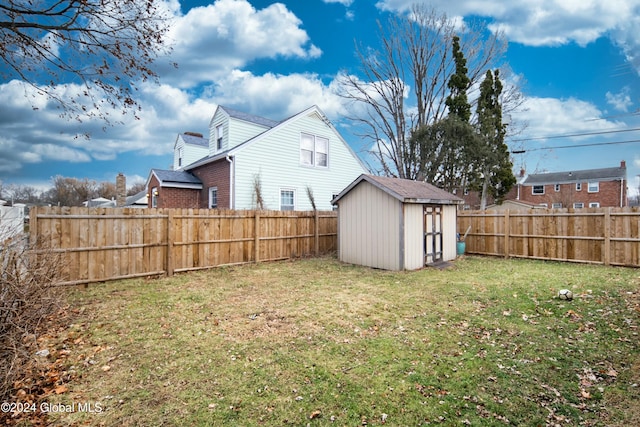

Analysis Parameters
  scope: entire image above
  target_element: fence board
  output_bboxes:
[458,207,640,267]
[30,207,337,286]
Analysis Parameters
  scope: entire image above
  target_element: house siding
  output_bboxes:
[209,110,271,156]
[338,181,401,270]
[519,180,626,208]
[233,111,367,210]
[173,136,208,171]
[190,158,231,209]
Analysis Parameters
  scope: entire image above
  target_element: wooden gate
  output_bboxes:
[424,205,443,264]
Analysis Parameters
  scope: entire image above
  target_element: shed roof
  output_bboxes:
[333,174,463,205]
[523,165,626,185]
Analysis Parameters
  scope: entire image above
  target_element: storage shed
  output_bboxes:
[332,174,463,270]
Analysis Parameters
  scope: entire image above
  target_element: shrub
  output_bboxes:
[0,231,64,401]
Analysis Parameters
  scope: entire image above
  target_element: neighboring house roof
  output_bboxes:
[125,190,148,207]
[333,174,463,205]
[85,197,113,207]
[486,199,545,210]
[148,169,203,189]
[523,165,626,186]
[219,105,281,128]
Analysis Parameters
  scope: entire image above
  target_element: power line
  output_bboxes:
[510,127,640,142]
[511,138,640,154]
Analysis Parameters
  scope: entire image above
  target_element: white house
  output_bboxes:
[147,105,369,211]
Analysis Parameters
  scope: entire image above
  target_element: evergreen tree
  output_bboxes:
[445,36,471,123]
[474,70,516,209]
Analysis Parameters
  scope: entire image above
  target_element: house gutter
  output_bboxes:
[226,155,234,209]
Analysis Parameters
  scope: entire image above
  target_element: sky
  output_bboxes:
[1,0,640,198]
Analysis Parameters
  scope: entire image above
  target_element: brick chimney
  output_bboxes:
[116,173,126,207]
[621,160,626,169]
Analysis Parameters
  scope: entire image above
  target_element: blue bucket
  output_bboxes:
[456,241,466,256]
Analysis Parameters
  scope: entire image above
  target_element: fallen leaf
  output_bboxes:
[101,365,111,372]
[581,390,591,399]
[310,410,321,419]
[54,385,68,394]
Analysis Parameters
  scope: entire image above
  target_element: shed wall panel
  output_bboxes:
[338,181,400,270]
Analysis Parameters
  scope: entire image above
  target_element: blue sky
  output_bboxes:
[1,0,639,197]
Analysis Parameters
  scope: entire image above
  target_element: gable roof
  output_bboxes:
[186,105,368,173]
[523,165,626,185]
[332,174,463,205]
[148,169,203,189]
[218,105,280,128]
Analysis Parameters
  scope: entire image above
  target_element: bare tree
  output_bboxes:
[338,4,508,179]
[44,176,97,206]
[0,0,173,124]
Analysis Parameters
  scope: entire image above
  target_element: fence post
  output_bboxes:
[166,209,174,276]
[603,208,611,266]
[314,210,319,256]
[504,210,510,259]
[254,211,260,263]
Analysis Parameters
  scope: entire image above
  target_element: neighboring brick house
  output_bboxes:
[516,161,628,208]
[146,105,368,210]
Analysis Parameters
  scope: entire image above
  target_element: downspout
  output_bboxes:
[620,178,624,207]
[226,155,234,209]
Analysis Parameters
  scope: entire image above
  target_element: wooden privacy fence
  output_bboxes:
[30,207,338,286]
[457,207,640,267]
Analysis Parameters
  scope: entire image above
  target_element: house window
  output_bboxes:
[552,202,562,209]
[589,202,600,208]
[532,185,544,195]
[588,182,599,193]
[573,202,584,209]
[216,125,224,150]
[554,184,560,192]
[209,187,218,208]
[178,147,184,167]
[280,189,295,211]
[576,182,582,191]
[300,133,328,168]
[151,187,158,208]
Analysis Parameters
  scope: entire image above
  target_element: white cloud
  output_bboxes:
[161,0,321,87]
[606,88,633,112]
[323,0,354,5]
[376,0,639,48]
[512,96,624,140]
[207,70,346,120]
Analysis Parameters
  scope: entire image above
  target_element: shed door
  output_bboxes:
[424,205,443,264]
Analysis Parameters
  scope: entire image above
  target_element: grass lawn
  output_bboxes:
[41,256,639,426]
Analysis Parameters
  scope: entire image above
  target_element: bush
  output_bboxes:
[0,232,64,401]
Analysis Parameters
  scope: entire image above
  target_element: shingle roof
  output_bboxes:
[333,174,463,205]
[220,105,280,128]
[523,165,626,185]
[180,133,208,147]
[152,169,202,186]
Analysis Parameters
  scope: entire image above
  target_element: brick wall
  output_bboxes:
[519,179,626,208]
[191,159,231,209]
[147,175,200,209]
